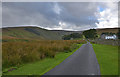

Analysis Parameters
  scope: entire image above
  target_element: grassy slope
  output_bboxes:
[2,27,62,40]
[4,44,82,75]
[92,44,118,75]
[2,26,82,40]
[2,27,119,40]
[96,28,119,35]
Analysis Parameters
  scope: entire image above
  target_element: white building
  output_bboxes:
[105,35,117,40]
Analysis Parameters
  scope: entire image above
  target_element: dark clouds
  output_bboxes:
[59,2,98,24]
[2,2,116,30]
[3,2,59,27]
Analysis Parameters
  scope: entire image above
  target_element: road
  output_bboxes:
[44,42,100,75]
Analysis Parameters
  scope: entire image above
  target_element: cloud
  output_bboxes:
[58,2,99,26]
[2,2,118,31]
[118,2,120,27]
[96,2,118,28]
[53,3,61,15]
[2,2,60,27]
[0,2,1,28]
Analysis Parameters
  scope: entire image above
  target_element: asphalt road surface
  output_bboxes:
[44,42,100,75]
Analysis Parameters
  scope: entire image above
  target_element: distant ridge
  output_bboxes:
[2,26,82,40]
[96,27,119,35]
[2,26,119,40]
[2,26,81,32]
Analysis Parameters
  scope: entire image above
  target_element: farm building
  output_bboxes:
[101,34,117,40]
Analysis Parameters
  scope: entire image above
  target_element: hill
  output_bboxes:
[2,26,119,40]
[96,28,119,35]
[2,26,82,40]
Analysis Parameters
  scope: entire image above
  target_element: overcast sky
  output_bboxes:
[2,2,118,31]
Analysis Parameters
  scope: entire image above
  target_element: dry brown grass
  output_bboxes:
[2,40,86,69]
[96,28,119,35]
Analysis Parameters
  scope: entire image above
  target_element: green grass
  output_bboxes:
[4,44,82,75]
[92,44,118,75]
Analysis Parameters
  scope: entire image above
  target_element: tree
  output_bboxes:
[62,33,83,40]
[117,30,120,39]
[62,35,71,40]
[70,33,82,39]
[83,29,97,39]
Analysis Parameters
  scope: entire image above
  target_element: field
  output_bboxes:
[4,44,82,75]
[92,44,118,75]
[2,39,86,74]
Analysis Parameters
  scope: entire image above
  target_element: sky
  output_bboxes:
[2,2,118,31]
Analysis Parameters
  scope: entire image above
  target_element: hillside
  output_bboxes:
[96,28,119,35]
[2,26,119,40]
[2,26,82,40]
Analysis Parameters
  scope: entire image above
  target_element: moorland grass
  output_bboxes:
[2,40,86,74]
[92,44,118,75]
[3,44,82,75]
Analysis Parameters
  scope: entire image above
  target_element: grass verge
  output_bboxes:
[92,44,118,75]
[4,44,82,75]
